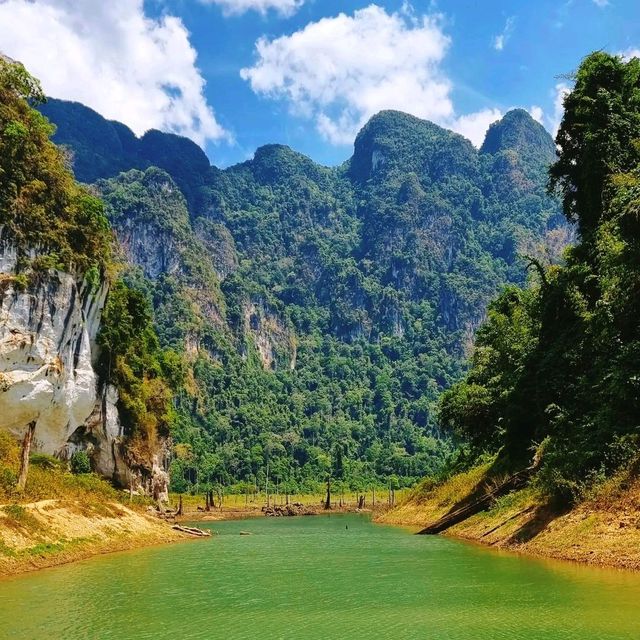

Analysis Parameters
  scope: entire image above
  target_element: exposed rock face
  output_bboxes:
[243,297,296,371]
[0,241,106,455]
[79,385,170,501]
[117,216,181,280]
[0,240,169,501]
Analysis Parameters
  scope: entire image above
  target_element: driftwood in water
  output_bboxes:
[263,502,317,517]
[419,468,533,535]
[172,524,211,537]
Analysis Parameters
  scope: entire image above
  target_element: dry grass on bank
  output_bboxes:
[378,461,640,570]
[378,462,495,527]
[0,498,183,576]
[0,433,183,576]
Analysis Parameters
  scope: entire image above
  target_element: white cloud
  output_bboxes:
[0,0,230,147]
[451,109,502,148]
[592,0,609,7]
[241,5,502,147]
[201,0,304,16]
[548,83,570,136]
[493,16,515,52]
[619,47,640,61]
[529,105,544,124]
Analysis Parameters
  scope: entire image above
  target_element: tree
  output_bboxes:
[550,52,640,235]
[0,58,112,273]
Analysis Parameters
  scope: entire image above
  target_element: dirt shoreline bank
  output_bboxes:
[6,486,634,578]
[376,467,640,571]
[0,499,188,578]
[0,498,384,577]
[177,503,377,523]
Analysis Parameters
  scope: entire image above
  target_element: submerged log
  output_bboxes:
[172,524,211,537]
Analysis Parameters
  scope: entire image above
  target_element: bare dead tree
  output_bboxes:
[16,421,36,492]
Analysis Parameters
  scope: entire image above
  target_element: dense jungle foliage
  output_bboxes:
[0,58,111,276]
[440,52,640,503]
[42,86,567,495]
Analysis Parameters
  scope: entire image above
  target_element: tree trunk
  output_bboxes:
[265,460,270,508]
[205,491,211,512]
[324,476,331,510]
[16,421,36,492]
[176,494,184,516]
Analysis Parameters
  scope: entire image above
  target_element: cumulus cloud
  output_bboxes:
[529,105,544,124]
[547,83,570,136]
[619,47,640,61]
[201,0,304,16]
[493,16,515,52]
[0,0,229,147]
[241,5,501,147]
[451,109,502,148]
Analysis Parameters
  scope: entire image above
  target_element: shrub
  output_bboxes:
[70,451,91,475]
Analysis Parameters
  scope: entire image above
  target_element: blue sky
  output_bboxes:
[1,0,639,167]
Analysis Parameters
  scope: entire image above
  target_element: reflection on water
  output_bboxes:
[1,514,639,640]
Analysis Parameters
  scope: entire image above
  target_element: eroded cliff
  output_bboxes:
[0,239,168,500]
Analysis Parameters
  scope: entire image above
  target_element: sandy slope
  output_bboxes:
[0,499,185,576]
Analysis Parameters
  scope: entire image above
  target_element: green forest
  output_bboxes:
[34,76,571,496]
[15,51,637,504]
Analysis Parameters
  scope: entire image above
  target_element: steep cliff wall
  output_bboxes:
[0,240,105,453]
[0,240,169,500]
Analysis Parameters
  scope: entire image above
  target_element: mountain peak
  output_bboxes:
[253,143,296,161]
[244,143,329,184]
[480,109,555,159]
[349,110,477,183]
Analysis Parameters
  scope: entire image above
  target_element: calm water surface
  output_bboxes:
[1,514,640,639]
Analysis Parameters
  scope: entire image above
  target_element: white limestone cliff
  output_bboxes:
[0,241,105,454]
[0,239,169,501]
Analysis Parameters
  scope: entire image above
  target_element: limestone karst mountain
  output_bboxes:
[16,95,567,491]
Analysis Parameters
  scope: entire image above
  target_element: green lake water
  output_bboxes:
[1,514,640,639]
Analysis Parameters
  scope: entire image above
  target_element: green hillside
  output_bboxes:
[41,98,566,494]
